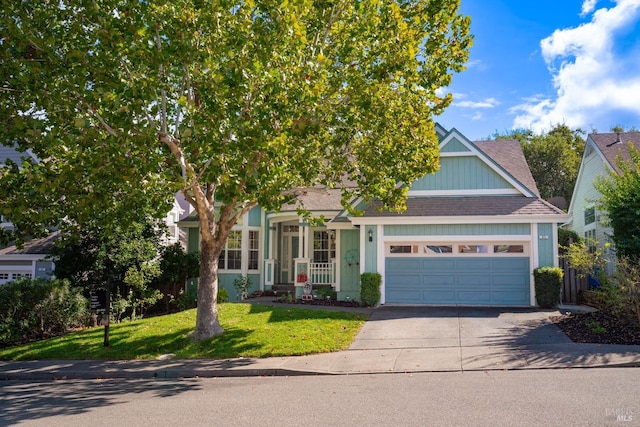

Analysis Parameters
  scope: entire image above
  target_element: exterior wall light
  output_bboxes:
[368,229,373,242]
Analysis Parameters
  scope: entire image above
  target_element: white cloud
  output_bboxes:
[456,97,499,109]
[581,0,599,16]
[513,0,640,133]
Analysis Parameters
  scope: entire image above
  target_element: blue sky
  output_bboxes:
[436,0,640,140]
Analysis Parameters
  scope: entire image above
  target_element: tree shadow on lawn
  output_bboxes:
[0,378,201,425]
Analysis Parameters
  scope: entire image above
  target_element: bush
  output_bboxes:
[175,284,198,311]
[360,272,382,307]
[315,286,337,300]
[233,275,252,300]
[217,287,229,303]
[533,267,563,308]
[0,278,88,346]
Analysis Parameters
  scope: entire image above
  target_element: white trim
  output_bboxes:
[407,189,521,196]
[350,214,569,226]
[382,234,531,242]
[530,223,539,306]
[377,225,385,305]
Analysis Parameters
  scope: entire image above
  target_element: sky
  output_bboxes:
[436,0,640,140]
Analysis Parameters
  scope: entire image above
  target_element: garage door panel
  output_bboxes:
[387,259,422,273]
[386,257,530,306]
[421,259,456,272]
[457,290,492,304]
[455,259,491,271]
[423,275,455,286]
[422,290,457,303]
[457,274,491,286]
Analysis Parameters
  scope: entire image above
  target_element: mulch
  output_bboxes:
[551,310,640,345]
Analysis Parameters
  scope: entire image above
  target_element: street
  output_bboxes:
[1,368,638,427]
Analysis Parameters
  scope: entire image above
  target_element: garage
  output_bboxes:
[385,242,531,306]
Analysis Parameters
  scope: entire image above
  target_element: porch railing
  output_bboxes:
[310,262,336,286]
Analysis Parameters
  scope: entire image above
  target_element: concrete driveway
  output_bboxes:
[346,305,581,371]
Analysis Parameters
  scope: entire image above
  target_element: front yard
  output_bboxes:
[0,303,368,360]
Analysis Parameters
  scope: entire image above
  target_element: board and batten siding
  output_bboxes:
[536,223,555,267]
[409,156,512,191]
[385,223,531,237]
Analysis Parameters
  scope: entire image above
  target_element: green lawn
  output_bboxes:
[0,303,368,360]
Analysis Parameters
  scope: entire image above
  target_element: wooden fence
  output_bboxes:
[559,257,589,304]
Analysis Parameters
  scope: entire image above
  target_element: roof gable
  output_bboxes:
[407,127,537,197]
[588,132,640,175]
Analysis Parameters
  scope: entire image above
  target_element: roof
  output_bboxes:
[0,231,60,255]
[362,196,565,218]
[473,139,540,197]
[0,143,36,166]
[280,188,344,212]
[588,132,640,175]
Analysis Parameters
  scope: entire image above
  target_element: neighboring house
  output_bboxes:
[0,143,188,283]
[180,124,568,306]
[565,131,640,272]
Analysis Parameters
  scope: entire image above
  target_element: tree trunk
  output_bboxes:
[192,225,225,340]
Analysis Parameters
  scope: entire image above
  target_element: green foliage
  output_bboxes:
[233,275,252,300]
[51,221,165,320]
[558,228,581,251]
[0,278,88,346]
[533,267,563,309]
[360,273,382,307]
[0,1,471,339]
[595,144,640,258]
[315,286,337,300]
[494,124,584,202]
[585,320,606,335]
[278,293,296,304]
[612,256,640,326]
[563,239,608,280]
[217,287,229,304]
[175,285,198,311]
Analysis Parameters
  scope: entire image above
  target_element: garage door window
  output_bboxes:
[387,242,528,257]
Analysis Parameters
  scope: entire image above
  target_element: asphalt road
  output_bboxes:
[1,368,638,427]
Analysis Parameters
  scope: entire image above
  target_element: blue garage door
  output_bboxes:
[385,257,530,305]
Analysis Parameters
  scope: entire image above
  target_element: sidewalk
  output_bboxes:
[1,304,640,380]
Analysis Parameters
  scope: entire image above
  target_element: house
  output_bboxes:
[565,131,640,272]
[0,143,189,284]
[180,124,568,306]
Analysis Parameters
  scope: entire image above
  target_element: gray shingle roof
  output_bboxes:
[588,132,640,175]
[0,231,59,255]
[363,196,564,217]
[473,139,540,197]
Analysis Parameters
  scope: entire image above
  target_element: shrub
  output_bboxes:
[0,278,88,346]
[612,256,640,326]
[533,267,563,308]
[175,284,198,311]
[315,286,337,300]
[360,272,382,307]
[233,275,252,300]
[217,287,229,303]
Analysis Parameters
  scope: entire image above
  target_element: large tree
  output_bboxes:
[494,124,584,203]
[0,0,471,339]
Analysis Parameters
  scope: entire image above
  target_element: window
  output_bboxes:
[248,230,259,270]
[424,245,453,254]
[494,244,524,253]
[389,245,412,254]
[459,244,489,254]
[219,230,242,270]
[585,229,597,253]
[0,273,9,281]
[584,208,596,225]
[11,273,32,280]
[313,231,335,263]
